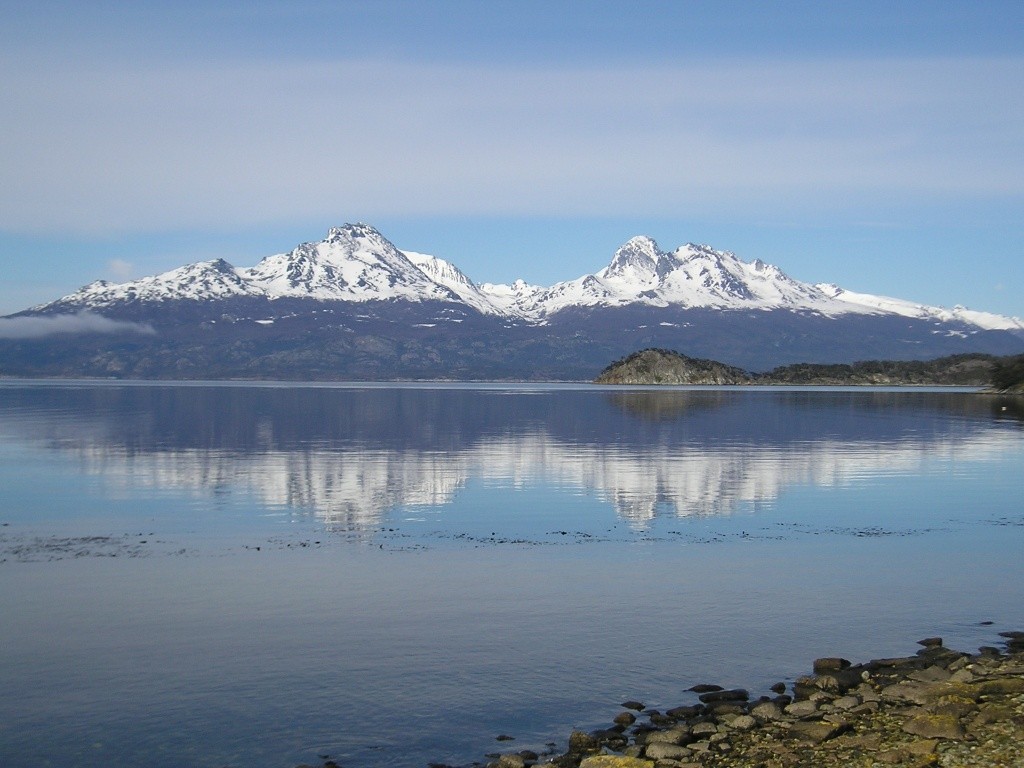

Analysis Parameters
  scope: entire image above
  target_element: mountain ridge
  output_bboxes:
[4,222,1024,380]
[25,222,1024,332]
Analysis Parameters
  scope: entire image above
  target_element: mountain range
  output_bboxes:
[3,222,1023,379]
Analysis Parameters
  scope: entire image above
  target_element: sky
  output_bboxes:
[1,0,1022,319]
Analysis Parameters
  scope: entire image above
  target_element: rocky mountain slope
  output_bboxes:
[594,349,751,385]
[3,223,1023,380]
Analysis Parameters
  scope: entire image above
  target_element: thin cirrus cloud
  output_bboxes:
[1,54,1022,235]
[0,312,156,339]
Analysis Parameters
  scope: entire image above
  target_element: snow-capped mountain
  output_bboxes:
[511,236,845,319]
[65,258,254,309]
[38,224,460,310]
[8,222,1024,380]
[242,223,460,303]
[35,223,1024,333]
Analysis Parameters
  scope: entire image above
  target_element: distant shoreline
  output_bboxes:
[594,348,1024,392]
[0,374,999,390]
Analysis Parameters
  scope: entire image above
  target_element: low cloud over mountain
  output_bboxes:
[0,312,155,339]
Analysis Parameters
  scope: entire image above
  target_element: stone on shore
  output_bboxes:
[788,720,850,743]
[813,657,851,673]
[579,757,652,768]
[901,711,966,740]
[697,688,748,703]
[643,742,694,761]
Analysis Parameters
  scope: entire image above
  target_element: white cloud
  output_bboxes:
[0,55,1022,234]
[0,312,156,339]
[108,259,134,279]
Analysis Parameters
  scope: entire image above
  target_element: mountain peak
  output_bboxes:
[242,223,456,302]
[326,222,381,241]
[601,236,663,281]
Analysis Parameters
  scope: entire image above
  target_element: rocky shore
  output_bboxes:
[479,632,1024,768]
[292,633,1024,768]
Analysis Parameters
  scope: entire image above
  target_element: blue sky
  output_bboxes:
[1,0,1022,318]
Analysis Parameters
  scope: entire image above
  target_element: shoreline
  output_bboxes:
[426,632,1024,768]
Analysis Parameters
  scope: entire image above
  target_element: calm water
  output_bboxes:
[1,382,1023,768]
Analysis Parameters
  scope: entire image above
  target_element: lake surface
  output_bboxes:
[1,382,1023,768]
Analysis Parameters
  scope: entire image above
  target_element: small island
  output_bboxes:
[594,349,1024,391]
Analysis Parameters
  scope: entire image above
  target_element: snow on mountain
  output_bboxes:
[817,284,1024,332]
[51,258,256,309]
[476,279,546,319]
[35,224,463,313]
[242,224,456,303]
[30,223,1024,336]
[401,250,509,316]
[508,236,844,318]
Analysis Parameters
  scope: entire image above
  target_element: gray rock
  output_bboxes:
[750,701,786,721]
[902,712,966,740]
[784,700,819,718]
[813,657,851,673]
[879,681,932,705]
[568,730,599,754]
[688,683,723,693]
[977,677,1024,695]
[689,722,719,737]
[579,757,654,768]
[727,715,757,731]
[707,702,746,716]
[495,755,526,768]
[916,646,968,667]
[813,669,864,694]
[665,705,702,720]
[930,698,978,719]
[592,729,628,748]
[697,688,748,704]
[642,728,690,745]
[647,712,675,726]
[854,684,881,703]
[789,720,849,743]
[832,695,862,710]
[643,742,693,761]
[908,665,952,683]
[850,701,880,715]
[949,668,977,683]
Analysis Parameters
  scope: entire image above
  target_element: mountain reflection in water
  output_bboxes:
[1,383,1018,534]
